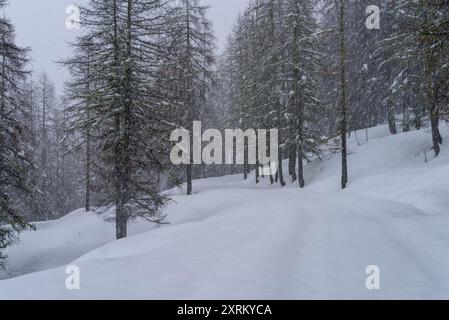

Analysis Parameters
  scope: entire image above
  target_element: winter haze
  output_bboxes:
[3,0,249,93]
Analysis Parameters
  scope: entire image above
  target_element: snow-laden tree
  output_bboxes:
[282,0,322,187]
[163,0,215,195]
[32,72,58,220]
[64,0,172,239]
[0,0,34,266]
[389,0,449,156]
[216,0,323,187]
[64,36,96,213]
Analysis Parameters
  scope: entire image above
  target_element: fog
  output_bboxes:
[3,0,248,93]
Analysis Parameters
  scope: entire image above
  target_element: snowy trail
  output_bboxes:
[0,186,448,299]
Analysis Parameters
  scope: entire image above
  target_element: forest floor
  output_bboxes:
[1,123,449,299]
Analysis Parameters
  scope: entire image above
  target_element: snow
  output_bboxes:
[1,123,449,299]
[0,208,157,280]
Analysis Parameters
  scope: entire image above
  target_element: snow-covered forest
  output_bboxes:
[1,0,449,299]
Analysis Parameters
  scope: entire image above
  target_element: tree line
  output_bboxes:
[211,0,448,188]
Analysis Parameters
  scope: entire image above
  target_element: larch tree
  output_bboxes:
[64,0,172,239]
[0,0,34,266]
[167,0,215,195]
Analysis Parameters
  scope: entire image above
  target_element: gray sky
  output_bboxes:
[3,0,248,93]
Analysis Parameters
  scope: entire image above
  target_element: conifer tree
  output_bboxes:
[0,0,33,266]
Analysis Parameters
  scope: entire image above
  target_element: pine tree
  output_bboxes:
[217,0,323,187]
[166,0,215,195]
[64,34,100,214]
[34,72,57,220]
[284,0,321,187]
[0,1,33,266]
[64,0,172,239]
[388,0,449,156]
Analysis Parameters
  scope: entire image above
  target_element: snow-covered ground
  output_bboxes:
[1,123,449,299]
[0,208,157,281]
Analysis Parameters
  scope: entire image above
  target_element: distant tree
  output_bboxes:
[389,0,449,156]
[34,72,57,220]
[166,0,215,195]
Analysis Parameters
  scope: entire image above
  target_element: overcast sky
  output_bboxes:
[3,0,248,93]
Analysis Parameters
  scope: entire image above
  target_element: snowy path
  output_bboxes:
[0,186,448,299]
[0,124,448,299]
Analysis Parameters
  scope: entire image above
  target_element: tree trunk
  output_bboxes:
[403,96,410,132]
[85,53,91,212]
[85,123,91,212]
[289,143,297,182]
[255,135,260,184]
[414,113,422,130]
[185,0,194,195]
[430,102,442,157]
[243,142,248,181]
[338,0,348,190]
[387,102,397,135]
[278,145,285,187]
[186,165,193,195]
[297,143,305,189]
[187,129,193,195]
[116,201,128,240]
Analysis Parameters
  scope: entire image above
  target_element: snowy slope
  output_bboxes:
[0,209,157,280]
[0,124,449,299]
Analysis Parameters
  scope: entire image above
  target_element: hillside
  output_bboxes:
[0,124,448,299]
